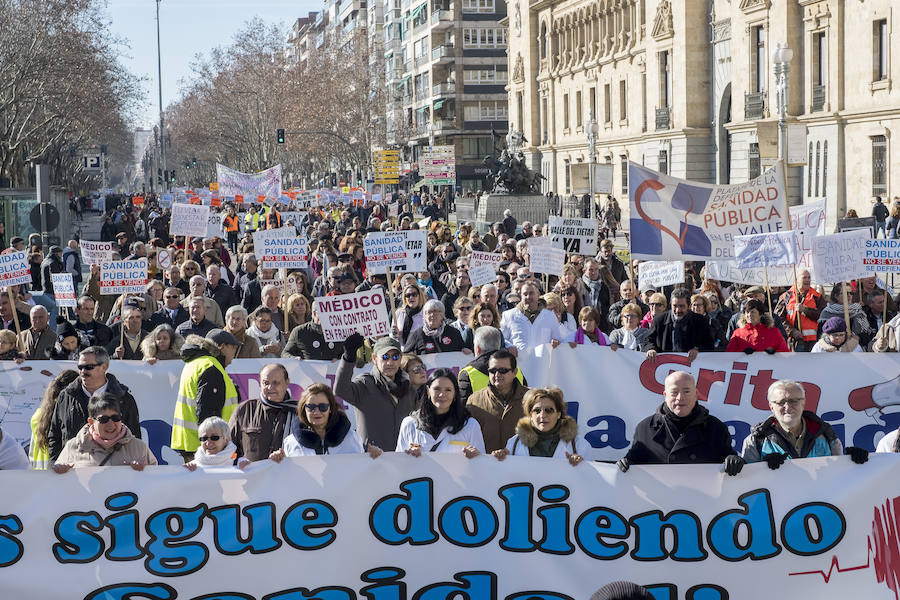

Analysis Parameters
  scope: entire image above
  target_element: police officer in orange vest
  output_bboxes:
[779,268,825,352]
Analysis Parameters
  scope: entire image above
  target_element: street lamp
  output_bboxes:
[586,113,600,220]
[156,0,167,192]
[771,43,793,169]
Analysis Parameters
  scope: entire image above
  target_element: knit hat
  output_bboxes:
[56,321,77,341]
[372,336,401,355]
[822,316,847,334]
[589,581,655,600]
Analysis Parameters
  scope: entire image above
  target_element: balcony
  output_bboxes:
[744,91,765,120]
[655,107,670,131]
[812,84,826,112]
[432,118,457,132]
[431,9,454,27]
[431,45,454,63]
[432,82,456,95]
[386,7,402,20]
[388,67,405,81]
[414,54,429,67]
[384,37,401,53]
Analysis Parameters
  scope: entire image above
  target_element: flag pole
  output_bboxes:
[7,286,21,338]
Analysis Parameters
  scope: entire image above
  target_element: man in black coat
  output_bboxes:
[281,308,344,360]
[150,287,190,329]
[0,292,30,331]
[642,288,714,362]
[72,295,112,349]
[48,346,141,461]
[39,246,66,295]
[617,371,743,475]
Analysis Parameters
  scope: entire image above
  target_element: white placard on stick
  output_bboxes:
[99,259,148,295]
[206,213,223,239]
[638,261,685,289]
[80,240,116,265]
[469,251,503,271]
[0,251,31,287]
[50,273,77,308]
[548,216,598,256]
[734,230,798,269]
[253,227,308,269]
[364,230,427,274]
[314,289,390,342]
[169,203,210,238]
[864,238,900,273]
[529,246,566,276]
[468,265,498,287]
[811,229,871,284]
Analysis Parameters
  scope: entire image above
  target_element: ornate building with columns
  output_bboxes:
[507,0,900,229]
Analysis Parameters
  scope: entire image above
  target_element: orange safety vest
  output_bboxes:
[267,211,283,229]
[785,287,821,342]
[223,215,239,232]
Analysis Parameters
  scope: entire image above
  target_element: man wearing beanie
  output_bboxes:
[333,333,417,450]
[589,581,654,600]
[812,316,862,352]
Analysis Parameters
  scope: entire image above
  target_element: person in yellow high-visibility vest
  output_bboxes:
[171,329,241,461]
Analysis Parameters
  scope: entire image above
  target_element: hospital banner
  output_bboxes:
[216,163,282,200]
[0,454,898,600]
[629,161,788,261]
[3,350,900,466]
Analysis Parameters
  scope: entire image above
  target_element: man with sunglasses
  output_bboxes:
[151,287,189,329]
[48,346,141,462]
[335,333,417,451]
[465,344,529,453]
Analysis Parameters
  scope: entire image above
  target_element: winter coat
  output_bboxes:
[581,275,612,331]
[466,381,528,452]
[246,324,284,358]
[608,298,649,330]
[150,306,189,329]
[176,318,217,339]
[457,350,526,403]
[282,322,344,360]
[179,337,240,427]
[395,411,485,454]
[741,411,843,463]
[17,326,54,360]
[227,328,262,359]
[505,416,591,458]
[105,324,150,360]
[726,322,790,353]
[39,254,65,295]
[49,373,141,462]
[282,413,364,456]
[56,423,157,468]
[623,403,736,465]
[608,326,650,350]
[818,303,875,347]
[403,323,467,354]
[642,311,715,353]
[180,296,224,328]
[228,396,295,462]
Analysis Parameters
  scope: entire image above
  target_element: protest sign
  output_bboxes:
[839,216,877,237]
[811,229,870,283]
[629,161,789,260]
[169,203,210,238]
[864,238,900,273]
[388,202,399,218]
[50,273,76,307]
[706,200,827,285]
[548,216,598,256]
[158,193,173,208]
[253,227,308,269]
[0,251,30,287]
[99,259,148,295]
[734,230,798,269]
[526,235,551,248]
[314,288,390,342]
[156,249,172,269]
[216,163,282,199]
[79,240,115,264]
[638,261,684,289]
[528,245,566,275]
[468,251,503,286]
[206,212,223,238]
[364,230,427,274]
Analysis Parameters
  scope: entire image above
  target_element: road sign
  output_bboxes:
[30,203,60,231]
[83,150,102,174]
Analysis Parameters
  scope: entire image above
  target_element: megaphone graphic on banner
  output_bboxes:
[849,375,900,416]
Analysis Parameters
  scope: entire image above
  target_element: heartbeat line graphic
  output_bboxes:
[789,496,900,600]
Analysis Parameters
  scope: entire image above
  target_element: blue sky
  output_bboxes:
[105,0,320,128]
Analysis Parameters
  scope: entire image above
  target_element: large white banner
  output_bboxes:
[629,161,789,261]
[216,163,283,199]
[5,350,900,466]
[0,454,898,599]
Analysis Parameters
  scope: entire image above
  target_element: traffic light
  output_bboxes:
[276,128,285,144]
[191,157,197,167]
[185,162,191,170]
[170,170,176,183]
[158,168,163,184]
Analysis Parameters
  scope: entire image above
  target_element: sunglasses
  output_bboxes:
[94,414,122,424]
[650,302,665,307]
[304,402,330,413]
[488,367,513,375]
[198,435,221,442]
[78,363,102,371]
[381,352,401,361]
[164,295,180,299]
[409,365,426,374]
[404,293,418,299]
[518,273,533,279]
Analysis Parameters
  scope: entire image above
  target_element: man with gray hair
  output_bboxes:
[402,299,468,354]
[741,379,868,468]
[176,296,217,338]
[18,304,54,360]
[48,345,141,461]
[181,275,224,327]
[458,326,527,403]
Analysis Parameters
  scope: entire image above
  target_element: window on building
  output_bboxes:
[463,68,507,84]
[462,0,495,13]
[823,141,828,194]
[563,93,570,129]
[619,80,627,121]
[749,143,760,181]
[658,150,668,175]
[620,155,628,195]
[461,137,494,157]
[875,19,888,81]
[752,26,766,93]
[564,159,571,194]
[814,31,826,86]
[659,50,672,107]
[641,73,647,130]
[463,101,507,121]
[462,27,506,48]
[807,142,813,196]
[576,91,583,127]
[540,23,547,59]
[589,87,597,121]
[814,141,821,197]
[604,84,611,123]
[873,135,887,197]
[541,97,549,143]
[517,92,524,133]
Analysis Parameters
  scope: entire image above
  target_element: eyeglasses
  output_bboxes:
[518,273,533,279]
[304,402,330,413]
[531,406,556,415]
[771,398,804,408]
[409,365,426,374]
[488,367,513,375]
[94,414,122,424]
[164,295,180,299]
[381,352,401,361]
[404,293,418,299]
[78,363,102,372]
[198,435,221,442]
[650,302,665,307]
[458,306,473,311]
[623,313,639,319]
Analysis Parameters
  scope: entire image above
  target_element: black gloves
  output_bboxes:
[764,347,777,355]
[743,347,755,355]
[342,332,364,362]
[763,453,787,470]
[724,455,745,476]
[616,458,630,473]
[846,446,869,465]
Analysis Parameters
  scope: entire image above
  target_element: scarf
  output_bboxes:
[517,301,541,323]
[661,403,701,443]
[422,319,445,339]
[401,305,422,342]
[291,413,353,454]
[193,441,238,466]
[260,392,299,439]
[529,421,562,458]
[574,327,607,345]
[373,364,410,399]
[89,422,127,450]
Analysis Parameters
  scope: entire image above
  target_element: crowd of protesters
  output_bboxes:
[0,190,895,473]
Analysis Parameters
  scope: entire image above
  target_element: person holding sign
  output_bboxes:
[777,269,825,352]
[725,300,790,354]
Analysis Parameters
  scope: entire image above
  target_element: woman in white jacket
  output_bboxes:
[397,368,484,458]
[493,387,590,466]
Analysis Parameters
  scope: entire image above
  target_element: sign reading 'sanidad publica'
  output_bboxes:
[253,227,309,269]
[315,288,390,342]
[99,258,148,295]
[364,230,427,274]
[0,251,31,286]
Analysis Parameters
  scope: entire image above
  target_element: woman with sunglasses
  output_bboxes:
[401,354,429,399]
[183,417,250,470]
[395,284,426,347]
[396,368,484,458]
[272,383,381,458]
[53,393,156,472]
[492,387,589,466]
